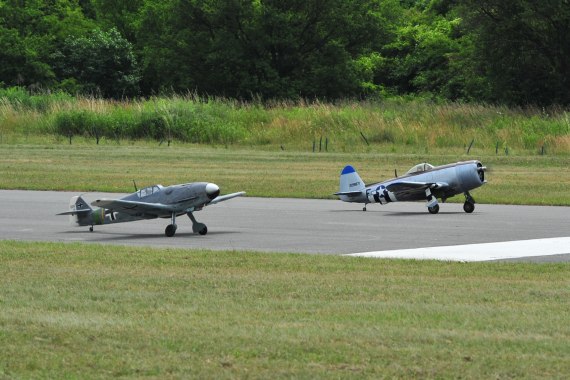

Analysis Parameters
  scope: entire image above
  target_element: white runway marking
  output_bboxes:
[345,237,570,262]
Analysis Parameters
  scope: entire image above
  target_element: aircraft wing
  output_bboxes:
[91,199,176,216]
[208,191,246,205]
[386,181,449,196]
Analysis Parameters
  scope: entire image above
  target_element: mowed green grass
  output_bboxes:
[1,241,569,379]
[1,142,569,205]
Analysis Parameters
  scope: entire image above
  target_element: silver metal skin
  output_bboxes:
[335,160,486,214]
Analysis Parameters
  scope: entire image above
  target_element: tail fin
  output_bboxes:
[335,165,365,196]
[57,195,93,226]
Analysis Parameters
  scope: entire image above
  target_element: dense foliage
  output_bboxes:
[0,0,568,105]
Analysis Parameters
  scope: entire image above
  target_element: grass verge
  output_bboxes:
[1,143,569,205]
[0,241,569,379]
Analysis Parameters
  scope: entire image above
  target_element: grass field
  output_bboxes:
[1,94,569,378]
[1,241,569,379]
[1,142,569,205]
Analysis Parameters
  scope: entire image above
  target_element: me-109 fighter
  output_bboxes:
[335,160,486,214]
[58,182,245,237]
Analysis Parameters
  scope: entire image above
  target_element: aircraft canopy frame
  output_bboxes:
[406,163,434,174]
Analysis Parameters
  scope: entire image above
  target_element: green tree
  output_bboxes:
[0,0,95,88]
[457,0,570,105]
[54,28,140,98]
[136,0,400,99]
[89,0,144,41]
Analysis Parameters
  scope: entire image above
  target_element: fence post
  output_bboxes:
[466,139,474,154]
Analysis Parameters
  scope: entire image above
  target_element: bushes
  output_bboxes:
[0,87,74,112]
[2,89,569,154]
[50,100,247,144]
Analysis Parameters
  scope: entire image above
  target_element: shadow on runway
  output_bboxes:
[329,209,468,216]
[58,229,240,241]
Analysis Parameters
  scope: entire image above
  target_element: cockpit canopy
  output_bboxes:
[137,184,164,198]
[406,163,434,175]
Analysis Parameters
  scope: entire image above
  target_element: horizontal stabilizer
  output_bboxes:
[333,191,363,197]
[208,191,246,205]
[57,209,91,216]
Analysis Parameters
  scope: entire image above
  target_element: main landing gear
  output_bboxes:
[188,211,208,235]
[165,213,178,237]
[428,204,440,214]
[463,191,475,213]
[164,212,209,237]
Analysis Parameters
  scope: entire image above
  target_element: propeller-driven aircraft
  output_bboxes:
[335,160,486,214]
[58,182,245,237]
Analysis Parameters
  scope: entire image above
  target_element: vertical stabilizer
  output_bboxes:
[66,195,93,226]
[337,165,365,194]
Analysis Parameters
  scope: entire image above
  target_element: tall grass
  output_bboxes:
[0,88,569,154]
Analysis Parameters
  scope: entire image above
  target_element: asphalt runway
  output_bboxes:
[1,190,569,262]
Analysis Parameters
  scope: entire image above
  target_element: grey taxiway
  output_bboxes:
[1,190,568,262]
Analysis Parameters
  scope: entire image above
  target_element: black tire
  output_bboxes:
[428,204,439,214]
[199,226,208,235]
[463,202,475,213]
[165,224,177,237]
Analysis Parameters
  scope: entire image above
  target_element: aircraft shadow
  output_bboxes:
[59,229,240,241]
[330,209,468,216]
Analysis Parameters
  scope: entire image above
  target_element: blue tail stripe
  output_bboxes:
[341,165,356,175]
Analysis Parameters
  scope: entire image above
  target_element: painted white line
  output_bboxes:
[344,237,570,262]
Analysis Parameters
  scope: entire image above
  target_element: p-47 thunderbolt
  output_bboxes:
[58,182,245,236]
[335,160,486,214]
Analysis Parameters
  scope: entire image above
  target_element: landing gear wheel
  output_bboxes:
[192,222,207,235]
[463,202,475,213]
[428,204,440,214]
[89,226,94,232]
[165,224,177,237]
[363,206,367,212]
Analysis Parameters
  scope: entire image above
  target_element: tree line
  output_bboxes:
[1,0,568,106]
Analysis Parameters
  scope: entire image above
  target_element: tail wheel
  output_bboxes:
[463,202,475,213]
[428,205,439,214]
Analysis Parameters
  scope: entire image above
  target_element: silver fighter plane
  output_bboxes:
[58,182,245,236]
[335,160,486,214]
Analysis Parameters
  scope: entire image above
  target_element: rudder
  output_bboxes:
[338,165,365,194]
[64,195,93,226]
